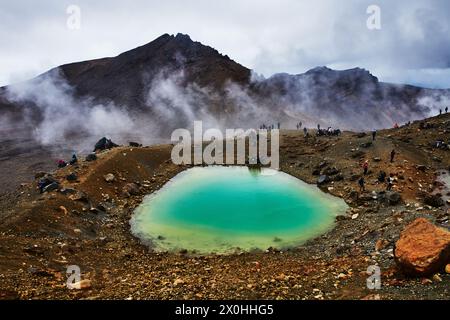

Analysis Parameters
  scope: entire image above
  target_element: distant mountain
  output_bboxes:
[251,66,449,130]
[57,33,251,108]
[1,33,449,139]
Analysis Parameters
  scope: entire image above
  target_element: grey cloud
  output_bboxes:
[1,0,450,87]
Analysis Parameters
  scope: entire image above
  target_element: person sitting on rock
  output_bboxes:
[57,159,67,168]
[69,154,78,165]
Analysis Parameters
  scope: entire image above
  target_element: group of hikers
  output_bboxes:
[316,124,341,137]
[439,107,449,115]
[294,122,341,137]
[259,123,281,130]
[435,139,450,150]
[357,149,396,193]
[294,122,309,137]
[56,154,78,168]
[257,121,345,139]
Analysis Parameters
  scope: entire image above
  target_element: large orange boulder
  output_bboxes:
[395,218,450,276]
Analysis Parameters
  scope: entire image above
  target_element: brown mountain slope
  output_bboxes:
[1,33,450,136]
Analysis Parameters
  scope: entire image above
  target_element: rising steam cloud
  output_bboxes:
[3,67,281,151]
[3,62,450,153]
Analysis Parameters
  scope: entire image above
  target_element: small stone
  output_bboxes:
[317,175,330,185]
[423,194,444,208]
[43,182,59,193]
[445,264,450,274]
[122,183,140,197]
[69,191,89,202]
[432,274,442,282]
[68,279,91,290]
[66,173,78,182]
[104,173,116,183]
[58,206,68,215]
[375,239,388,252]
[173,278,185,286]
[85,153,97,162]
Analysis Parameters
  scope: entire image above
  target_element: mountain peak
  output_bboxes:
[305,66,333,74]
[174,33,192,42]
[303,66,378,83]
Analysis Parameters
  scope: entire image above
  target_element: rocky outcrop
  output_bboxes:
[377,191,402,206]
[395,218,450,276]
[94,137,118,152]
[317,175,330,186]
[85,153,97,162]
[423,194,445,207]
[122,183,140,197]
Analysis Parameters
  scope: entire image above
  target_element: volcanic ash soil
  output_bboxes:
[0,114,449,300]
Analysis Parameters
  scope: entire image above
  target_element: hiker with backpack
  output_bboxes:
[358,176,365,192]
[386,175,394,191]
[390,149,396,163]
[69,154,78,165]
[363,160,369,175]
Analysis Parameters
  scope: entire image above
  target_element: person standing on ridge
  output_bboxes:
[386,175,394,191]
[372,130,377,141]
[358,176,365,192]
[69,154,78,165]
[390,149,396,163]
[303,127,308,137]
[378,171,386,183]
[446,107,448,113]
[363,160,369,175]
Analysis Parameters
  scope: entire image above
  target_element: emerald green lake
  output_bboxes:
[130,166,348,254]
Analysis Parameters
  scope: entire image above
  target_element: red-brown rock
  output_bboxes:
[395,218,450,276]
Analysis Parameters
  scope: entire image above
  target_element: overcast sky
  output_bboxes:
[1,0,450,88]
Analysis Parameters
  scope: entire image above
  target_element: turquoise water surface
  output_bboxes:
[130,166,347,254]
